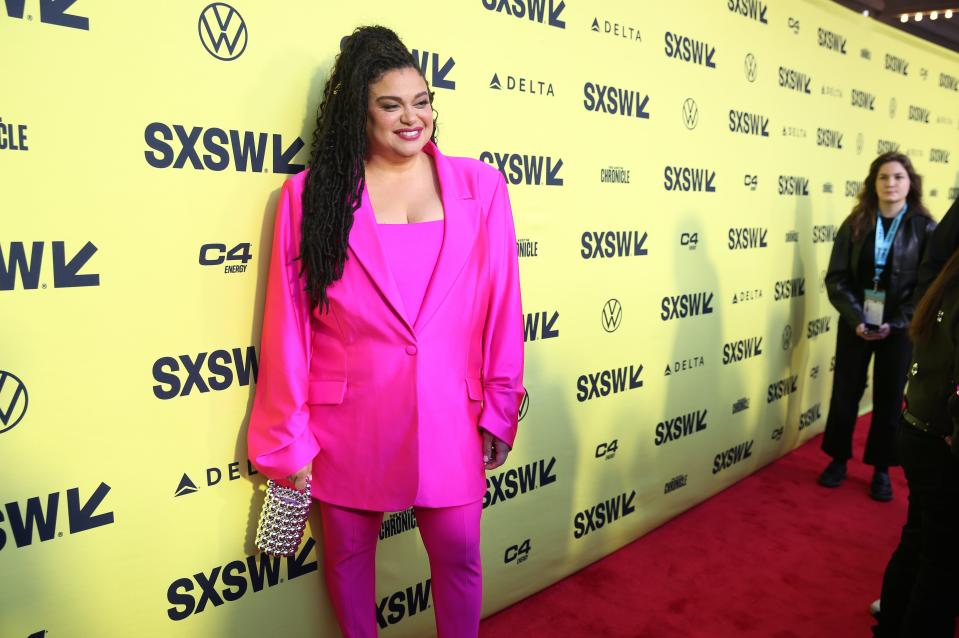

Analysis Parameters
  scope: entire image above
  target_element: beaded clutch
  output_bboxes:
[255,479,311,557]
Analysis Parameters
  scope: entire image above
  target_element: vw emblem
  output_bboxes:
[0,371,29,434]
[782,325,793,351]
[602,299,623,333]
[856,132,864,155]
[199,3,248,61]
[744,53,758,83]
[682,98,699,130]
[518,389,529,421]
[889,97,897,119]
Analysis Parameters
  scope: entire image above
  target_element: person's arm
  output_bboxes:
[247,178,320,481]
[915,197,959,302]
[889,217,938,331]
[825,219,865,331]
[477,173,525,451]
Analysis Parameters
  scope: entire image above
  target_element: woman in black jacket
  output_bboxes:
[820,152,936,500]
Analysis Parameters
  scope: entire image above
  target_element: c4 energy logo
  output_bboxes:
[524,311,559,342]
[411,48,455,90]
[682,98,699,130]
[152,346,258,400]
[591,16,641,41]
[581,230,648,259]
[0,118,28,151]
[778,175,809,196]
[576,364,643,402]
[166,539,318,620]
[654,408,708,446]
[729,110,769,137]
[481,0,565,29]
[941,73,959,91]
[884,53,909,76]
[661,292,714,320]
[767,375,799,403]
[0,371,28,434]
[377,580,432,629]
[799,403,823,430]
[813,225,838,243]
[483,457,557,508]
[712,440,754,474]
[930,149,951,164]
[664,31,716,68]
[816,128,844,149]
[664,166,716,192]
[144,123,305,174]
[807,317,831,339]
[572,490,636,539]
[817,27,846,54]
[198,3,247,61]
[722,336,763,364]
[582,83,650,119]
[479,151,563,186]
[778,66,812,94]
[489,73,555,97]
[0,482,114,551]
[728,227,767,250]
[774,277,805,300]
[199,242,253,274]
[601,299,622,333]
[0,241,99,291]
[504,539,531,565]
[728,0,768,23]
[3,0,89,29]
[908,105,931,124]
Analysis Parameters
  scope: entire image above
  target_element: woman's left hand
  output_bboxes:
[481,429,511,470]
[874,323,892,339]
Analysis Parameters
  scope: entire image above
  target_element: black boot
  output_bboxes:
[870,469,893,502]
[818,460,847,487]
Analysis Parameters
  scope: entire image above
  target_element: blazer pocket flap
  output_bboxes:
[466,377,483,401]
[308,379,347,405]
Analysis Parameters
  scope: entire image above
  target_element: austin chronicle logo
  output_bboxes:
[0,370,28,434]
[198,3,248,61]
[744,53,758,82]
[782,325,793,350]
[682,98,699,130]
[602,299,623,332]
[518,390,529,421]
[889,97,897,119]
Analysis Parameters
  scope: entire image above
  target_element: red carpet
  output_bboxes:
[480,416,917,638]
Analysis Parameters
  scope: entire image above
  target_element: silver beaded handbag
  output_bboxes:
[255,479,311,557]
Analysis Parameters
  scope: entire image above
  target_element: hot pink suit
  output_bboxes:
[247,142,525,511]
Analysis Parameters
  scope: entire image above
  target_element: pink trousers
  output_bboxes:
[316,500,483,638]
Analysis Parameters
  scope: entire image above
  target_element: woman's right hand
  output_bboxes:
[286,464,312,491]
[856,323,888,341]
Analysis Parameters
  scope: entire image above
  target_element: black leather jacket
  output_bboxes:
[826,210,937,331]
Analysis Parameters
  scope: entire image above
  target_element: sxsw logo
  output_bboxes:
[813,225,838,243]
[851,89,876,110]
[908,105,931,124]
[664,166,716,192]
[778,66,812,94]
[166,540,319,620]
[722,336,763,364]
[412,48,455,90]
[661,292,714,320]
[580,230,648,259]
[377,579,432,629]
[198,3,247,61]
[572,490,636,539]
[885,53,909,76]
[576,364,643,402]
[774,277,805,300]
[664,32,716,68]
[0,371,28,434]
[479,151,563,186]
[799,403,823,430]
[0,482,114,551]
[767,375,799,403]
[930,149,951,164]
[0,241,99,291]
[816,128,844,149]
[481,0,565,28]
[727,0,768,23]
[489,73,555,97]
[712,440,753,474]
[817,27,846,54]
[590,17,641,41]
[807,317,832,338]
[778,175,809,196]
[846,180,864,197]
[729,110,769,137]
[152,346,258,400]
[654,408,708,446]
[583,83,650,119]
[941,73,959,92]
[484,457,557,508]
[3,0,89,29]
[524,311,559,342]
[877,139,900,154]
[728,227,767,250]
[144,123,305,174]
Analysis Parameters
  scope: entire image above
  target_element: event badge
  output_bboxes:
[864,289,885,328]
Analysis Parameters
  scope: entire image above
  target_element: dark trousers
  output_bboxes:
[821,322,912,467]
[874,424,959,637]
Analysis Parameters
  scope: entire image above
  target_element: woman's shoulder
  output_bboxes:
[443,153,502,184]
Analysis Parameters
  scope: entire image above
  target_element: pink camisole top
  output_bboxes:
[376,219,444,322]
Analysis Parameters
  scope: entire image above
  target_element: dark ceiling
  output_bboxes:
[832,0,959,52]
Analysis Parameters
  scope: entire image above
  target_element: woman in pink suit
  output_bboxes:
[247,26,524,638]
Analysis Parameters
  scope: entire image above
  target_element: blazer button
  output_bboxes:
[406,345,418,355]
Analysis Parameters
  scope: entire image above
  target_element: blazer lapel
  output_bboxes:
[414,143,481,332]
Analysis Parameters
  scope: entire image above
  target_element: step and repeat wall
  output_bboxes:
[3,0,958,636]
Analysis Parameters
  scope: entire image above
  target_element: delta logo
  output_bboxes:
[489,73,555,97]
[590,17,641,41]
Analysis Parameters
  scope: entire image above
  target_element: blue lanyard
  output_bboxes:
[873,204,907,288]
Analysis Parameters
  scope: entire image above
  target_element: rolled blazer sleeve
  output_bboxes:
[478,173,525,448]
[247,178,320,480]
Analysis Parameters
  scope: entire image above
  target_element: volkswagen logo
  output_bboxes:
[0,370,28,434]
[889,97,897,119]
[856,132,864,155]
[782,325,793,351]
[744,53,758,83]
[602,299,623,333]
[682,98,699,130]
[518,389,529,421]
[199,3,248,61]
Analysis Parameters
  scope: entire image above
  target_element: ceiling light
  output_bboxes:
[946,10,954,18]
[931,11,938,19]
[915,12,923,20]
[901,13,909,22]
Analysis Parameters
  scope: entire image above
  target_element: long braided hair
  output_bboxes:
[301,26,437,311]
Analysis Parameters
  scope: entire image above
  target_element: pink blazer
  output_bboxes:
[247,142,525,511]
